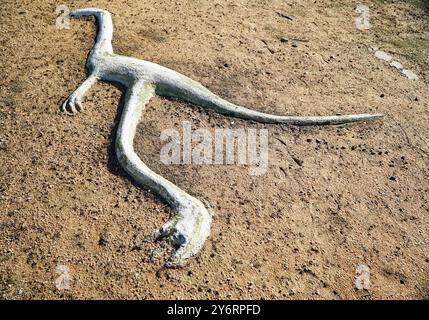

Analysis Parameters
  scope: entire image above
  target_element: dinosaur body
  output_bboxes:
[61,8,383,266]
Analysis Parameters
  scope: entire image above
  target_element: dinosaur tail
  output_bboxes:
[156,76,384,126]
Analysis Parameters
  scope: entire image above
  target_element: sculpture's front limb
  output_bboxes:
[61,73,98,114]
[116,81,212,267]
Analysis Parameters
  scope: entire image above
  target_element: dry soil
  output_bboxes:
[0,0,428,299]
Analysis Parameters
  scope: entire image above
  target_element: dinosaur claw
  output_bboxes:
[60,99,68,113]
[75,98,83,112]
[69,102,77,114]
[61,95,84,115]
[144,219,176,243]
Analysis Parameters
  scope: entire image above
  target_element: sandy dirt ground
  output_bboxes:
[0,0,428,299]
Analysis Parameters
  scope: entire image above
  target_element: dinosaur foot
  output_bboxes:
[61,94,83,114]
[145,198,212,267]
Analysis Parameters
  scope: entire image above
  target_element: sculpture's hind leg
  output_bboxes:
[156,76,384,125]
[115,80,212,267]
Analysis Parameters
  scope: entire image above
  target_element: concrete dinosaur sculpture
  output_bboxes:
[61,8,383,267]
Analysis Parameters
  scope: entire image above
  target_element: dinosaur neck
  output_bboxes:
[91,11,113,55]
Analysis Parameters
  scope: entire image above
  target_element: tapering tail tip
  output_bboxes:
[359,112,384,123]
[363,112,385,123]
[275,112,385,126]
[330,112,385,125]
[371,112,384,120]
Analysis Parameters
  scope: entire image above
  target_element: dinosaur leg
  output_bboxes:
[61,73,98,114]
[115,80,212,267]
[157,76,383,125]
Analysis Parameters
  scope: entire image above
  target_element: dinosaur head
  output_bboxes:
[68,8,110,19]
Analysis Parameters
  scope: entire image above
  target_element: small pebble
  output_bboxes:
[374,50,392,62]
[390,60,403,70]
[402,69,419,80]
